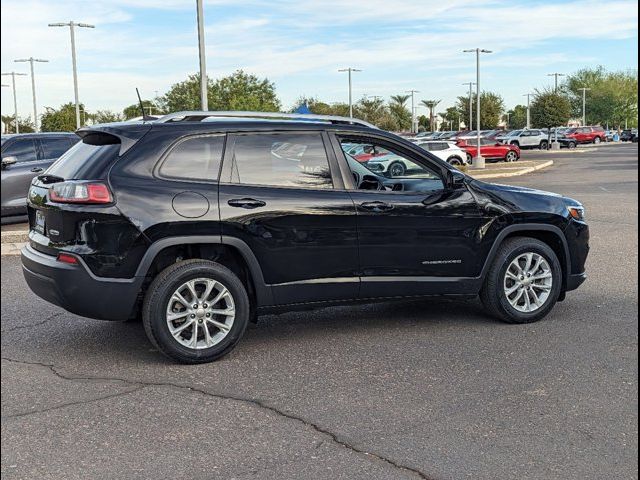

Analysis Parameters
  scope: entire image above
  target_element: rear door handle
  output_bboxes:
[360,201,393,212]
[227,198,266,209]
[30,167,44,173]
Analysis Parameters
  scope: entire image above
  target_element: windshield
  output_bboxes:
[508,130,522,136]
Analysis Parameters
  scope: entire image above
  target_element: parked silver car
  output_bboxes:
[495,129,549,149]
[1,133,79,219]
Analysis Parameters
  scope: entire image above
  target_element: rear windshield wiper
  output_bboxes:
[37,174,65,184]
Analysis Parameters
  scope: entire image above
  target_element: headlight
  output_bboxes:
[567,205,585,221]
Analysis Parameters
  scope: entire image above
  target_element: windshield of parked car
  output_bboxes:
[507,130,522,136]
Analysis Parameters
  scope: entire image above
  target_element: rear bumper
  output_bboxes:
[21,244,142,321]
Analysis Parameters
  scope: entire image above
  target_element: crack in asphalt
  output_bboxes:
[1,356,433,480]
[0,312,65,333]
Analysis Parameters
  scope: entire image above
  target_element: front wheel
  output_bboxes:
[388,161,406,177]
[539,140,548,150]
[505,150,518,162]
[480,237,562,323]
[142,259,250,363]
[568,141,577,149]
[593,136,602,144]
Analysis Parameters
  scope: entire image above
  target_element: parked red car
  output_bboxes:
[457,138,521,163]
[564,126,606,144]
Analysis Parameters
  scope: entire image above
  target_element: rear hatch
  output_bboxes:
[27,124,151,260]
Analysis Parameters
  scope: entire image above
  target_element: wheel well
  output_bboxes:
[138,243,257,320]
[502,231,568,289]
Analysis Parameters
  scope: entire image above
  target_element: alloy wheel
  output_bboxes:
[166,278,235,349]
[503,252,553,313]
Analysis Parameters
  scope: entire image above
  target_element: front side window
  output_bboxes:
[160,135,225,181]
[339,137,443,193]
[224,133,333,189]
[2,138,37,162]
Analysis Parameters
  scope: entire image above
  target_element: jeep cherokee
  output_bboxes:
[21,112,589,363]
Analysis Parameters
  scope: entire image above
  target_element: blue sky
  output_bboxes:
[1,0,638,119]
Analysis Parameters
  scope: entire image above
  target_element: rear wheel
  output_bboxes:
[568,141,577,149]
[447,156,463,166]
[480,237,562,323]
[466,153,473,164]
[593,136,602,144]
[142,259,250,363]
[539,140,548,150]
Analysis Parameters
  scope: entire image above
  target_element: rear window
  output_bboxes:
[46,138,119,180]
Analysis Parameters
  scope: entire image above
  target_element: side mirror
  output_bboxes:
[1,156,17,169]
[448,169,466,189]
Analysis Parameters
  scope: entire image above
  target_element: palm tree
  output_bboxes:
[390,94,410,108]
[421,99,441,132]
[389,95,412,131]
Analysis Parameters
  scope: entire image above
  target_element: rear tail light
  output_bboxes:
[49,181,113,204]
[57,253,79,264]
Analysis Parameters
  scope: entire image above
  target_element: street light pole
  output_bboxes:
[462,82,476,130]
[463,49,492,169]
[523,93,533,129]
[406,89,419,133]
[196,0,208,111]
[1,72,27,133]
[338,68,361,118]
[14,58,49,132]
[547,73,565,93]
[48,21,95,129]
[579,87,590,126]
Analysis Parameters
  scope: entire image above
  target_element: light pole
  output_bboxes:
[14,58,49,132]
[48,21,95,129]
[504,112,510,129]
[196,0,208,111]
[547,73,565,93]
[523,93,533,129]
[406,89,419,133]
[1,72,27,133]
[462,82,475,130]
[579,87,590,126]
[463,49,492,169]
[338,67,361,118]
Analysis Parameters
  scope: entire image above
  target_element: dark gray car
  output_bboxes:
[1,133,79,218]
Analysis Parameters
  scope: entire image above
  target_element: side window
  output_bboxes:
[2,139,37,162]
[530,130,540,136]
[339,137,444,193]
[224,133,333,189]
[159,135,225,181]
[41,137,75,159]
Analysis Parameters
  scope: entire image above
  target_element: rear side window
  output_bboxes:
[2,138,37,162]
[41,137,76,159]
[159,135,224,181]
[224,133,333,189]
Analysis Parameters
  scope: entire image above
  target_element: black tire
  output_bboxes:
[388,161,406,177]
[593,136,601,144]
[539,140,548,150]
[505,150,518,162]
[142,259,250,363]
[447,156,463,166]
[466,153,473,164]
[479,237,562,324]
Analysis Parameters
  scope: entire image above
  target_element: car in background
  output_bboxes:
[620,129,638,142]
[495,129,549,149]
[555,134,579,149]
[1,132,79,219]
[457,138,521,163]
[564,126,606,144]
[415,140,468,166]
[342,143,389,163]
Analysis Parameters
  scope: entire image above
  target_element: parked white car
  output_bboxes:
[495,129,549,149]
[415,140,468,166]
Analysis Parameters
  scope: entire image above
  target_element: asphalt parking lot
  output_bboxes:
[1,144,637,480]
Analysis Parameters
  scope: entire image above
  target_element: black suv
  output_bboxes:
[21,112,589,363]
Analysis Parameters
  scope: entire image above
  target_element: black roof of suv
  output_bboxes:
[21,111,589,363]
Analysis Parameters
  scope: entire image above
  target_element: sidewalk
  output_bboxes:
[465,159,553,179]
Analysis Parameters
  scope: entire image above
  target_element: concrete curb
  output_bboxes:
[471,160,554,179]
[1,242,26,256]
[1,230,29,244]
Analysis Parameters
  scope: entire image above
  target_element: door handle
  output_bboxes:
[30,167,44,173]
[227,198,266,209]
[360,201,393,212]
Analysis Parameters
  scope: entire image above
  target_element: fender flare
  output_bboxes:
[134,235,273,305]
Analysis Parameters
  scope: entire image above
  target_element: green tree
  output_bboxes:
[1,115,35,133]
[160,70,281,113]
[388,94,411,131]
[420,99,441,132]
[92,110,124,124]
[565,66,638,128]
[506,105,528,129]
[417,114,429,131]
[122,101,162,119]
[530,90,572,129]
[455,91,505,129]
[41,103,85,132]
[440,106,461,130]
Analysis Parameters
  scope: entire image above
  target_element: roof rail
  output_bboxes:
[155,111,378,129]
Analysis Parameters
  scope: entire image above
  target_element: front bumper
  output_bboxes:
[21,244,142,321]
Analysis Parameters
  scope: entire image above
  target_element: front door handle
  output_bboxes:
[227,198,266,209]
[30,167,44,173]
[360,201,393,212]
